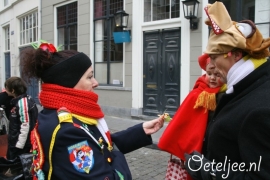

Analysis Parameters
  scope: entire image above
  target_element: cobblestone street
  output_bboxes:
[125,147,170,180]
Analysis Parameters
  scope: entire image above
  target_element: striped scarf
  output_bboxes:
[226,56,267,94]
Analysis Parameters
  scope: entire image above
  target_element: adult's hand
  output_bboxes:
[184,151,214,180]
[142,115,164,135]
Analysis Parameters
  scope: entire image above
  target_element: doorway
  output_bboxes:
[143,28,181,117]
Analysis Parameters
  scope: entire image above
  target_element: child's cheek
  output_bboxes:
[205,76,210,84]
[218,78,223,86]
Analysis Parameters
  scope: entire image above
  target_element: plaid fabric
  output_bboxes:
[165,158,187,180]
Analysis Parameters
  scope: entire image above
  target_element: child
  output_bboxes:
[4,77,38,160]
[158,54,226,162]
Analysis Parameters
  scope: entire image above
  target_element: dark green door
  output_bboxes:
[143,28,181,117]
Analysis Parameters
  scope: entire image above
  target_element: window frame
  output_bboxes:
[3,25,11,80]
[143,0,180,22]
[4,25,10,51]
[56,1,78,51]
[19,11,38,46]
[93,0,124,86]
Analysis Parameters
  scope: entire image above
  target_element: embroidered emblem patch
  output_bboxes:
[68,140,94,173]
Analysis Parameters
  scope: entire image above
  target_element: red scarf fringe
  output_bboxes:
[39,84,104,119]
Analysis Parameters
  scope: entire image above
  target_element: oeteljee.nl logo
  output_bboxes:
[187,155,262,179]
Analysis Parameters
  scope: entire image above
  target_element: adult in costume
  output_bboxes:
[20,43,164,180]
[184,1,270,180]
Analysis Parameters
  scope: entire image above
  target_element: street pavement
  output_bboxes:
[105,115,171,180]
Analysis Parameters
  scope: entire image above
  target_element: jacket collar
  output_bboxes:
[11,93,28,105]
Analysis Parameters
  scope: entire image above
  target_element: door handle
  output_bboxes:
[169,65,173,71]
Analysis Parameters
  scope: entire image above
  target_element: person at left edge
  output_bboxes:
[4,77,38,160]
[0,90,13,121]
[0,90,13,135]
[19,43,165,180]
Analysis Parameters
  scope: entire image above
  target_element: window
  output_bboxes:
[19,11,38,45]
[4,26,10,51]
[144,0,180,22]
[247,6,255,22]
[4,25,10,80]
[94,0,124,85]
[5,53,11,80]
[57,2,78,50]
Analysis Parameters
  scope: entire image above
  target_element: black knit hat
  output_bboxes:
[41,52,92,88]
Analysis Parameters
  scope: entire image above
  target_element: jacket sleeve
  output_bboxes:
[215,107,270,179]
[15,97,30,149]
[112,123,152,154]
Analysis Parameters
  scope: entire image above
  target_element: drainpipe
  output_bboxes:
[38,0,42,94]
[38,0,41,43]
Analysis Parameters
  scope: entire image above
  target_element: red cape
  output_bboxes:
[158,75,221,161]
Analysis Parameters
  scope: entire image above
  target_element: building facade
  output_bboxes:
[1,0,269,118]
[0,0,39,102]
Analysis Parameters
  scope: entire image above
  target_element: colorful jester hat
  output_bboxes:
[204,1,270,59]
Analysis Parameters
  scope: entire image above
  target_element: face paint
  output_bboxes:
[218,78,223,86]
[205,62,224,88]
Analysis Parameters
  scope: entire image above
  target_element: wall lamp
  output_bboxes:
[113,10,131,44]
[114,10,129,29]
[182,0,200,30]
